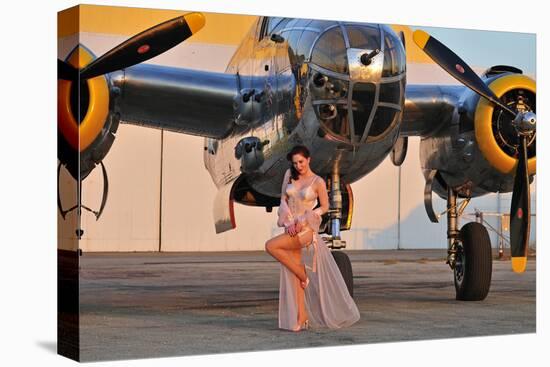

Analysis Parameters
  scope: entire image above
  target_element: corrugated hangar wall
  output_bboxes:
[58,5,536,252]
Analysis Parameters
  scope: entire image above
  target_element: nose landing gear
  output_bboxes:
[322,165,354,298]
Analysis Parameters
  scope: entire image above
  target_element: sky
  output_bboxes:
[412,25,536,76]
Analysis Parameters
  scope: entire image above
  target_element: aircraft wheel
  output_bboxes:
[454,222,493,301]
[331,251,354,297]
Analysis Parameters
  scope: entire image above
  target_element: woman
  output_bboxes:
[265,145,360,332]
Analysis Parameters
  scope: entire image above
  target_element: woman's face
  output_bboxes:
[291,153,311,175]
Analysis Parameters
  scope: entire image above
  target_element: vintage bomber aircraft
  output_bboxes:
[58,12,536,300]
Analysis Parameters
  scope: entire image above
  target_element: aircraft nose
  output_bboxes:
[310,24,406,145]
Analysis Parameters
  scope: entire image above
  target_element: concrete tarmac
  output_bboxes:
[78,249,536,362]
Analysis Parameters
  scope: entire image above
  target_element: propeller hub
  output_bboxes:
[513,111,536,135]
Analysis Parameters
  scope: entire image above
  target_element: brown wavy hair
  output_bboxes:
[286,145,311,182]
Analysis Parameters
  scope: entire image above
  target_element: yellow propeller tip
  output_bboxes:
[511,256,527,273]
[185,12,206,34]
[413,30,430,49]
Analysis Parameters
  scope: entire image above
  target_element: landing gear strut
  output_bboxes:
[446,186,462,269]
[327,166,346,249]
[324,163,354,298]
[445,187,492,300]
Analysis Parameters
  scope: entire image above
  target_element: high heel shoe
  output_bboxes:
[292,319,309,332]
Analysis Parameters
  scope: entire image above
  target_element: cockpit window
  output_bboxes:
[309,25,405,145]
[382,31,405,77]
[260,17,285,40]
[311,27,348,74]
[267,18,284,33]
[346,25,380,50]
[270,18,292,36]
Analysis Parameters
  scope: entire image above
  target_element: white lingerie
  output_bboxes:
[276,173,360,330]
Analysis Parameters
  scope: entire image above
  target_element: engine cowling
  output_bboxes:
[420,71,536,199]
[57,45,119,180]
[474,73,536,175]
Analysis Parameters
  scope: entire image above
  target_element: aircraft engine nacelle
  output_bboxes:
[58,45,119,181]
[420,71,536,199]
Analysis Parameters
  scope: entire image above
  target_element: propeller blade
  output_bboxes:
[58,59,78,81]
[412,30,517,118]
[79,12,205,80]
[509,134,531,273]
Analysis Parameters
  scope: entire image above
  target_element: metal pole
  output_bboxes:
[475,210,483,224]
[397,165,401,250]
[499,214,504,259]
[158,129,164,253]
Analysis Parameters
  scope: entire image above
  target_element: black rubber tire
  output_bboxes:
[454,222,493,301]
[331,251,354,298]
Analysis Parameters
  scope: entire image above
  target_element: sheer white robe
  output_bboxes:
[276,172,360,330]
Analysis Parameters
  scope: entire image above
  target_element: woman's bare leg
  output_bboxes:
[266,230,314,328]
[265,230,314,282]
[265,233,305,281]
[290,248,308,324]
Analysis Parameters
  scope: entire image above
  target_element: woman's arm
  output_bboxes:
[313,176,329,217]
[277,169,294,228]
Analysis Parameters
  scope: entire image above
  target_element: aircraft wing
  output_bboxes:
[112,64,244,139]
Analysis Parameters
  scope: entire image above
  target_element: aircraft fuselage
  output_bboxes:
[203,17,406,200]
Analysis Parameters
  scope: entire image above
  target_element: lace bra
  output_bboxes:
[285,175,319,214]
